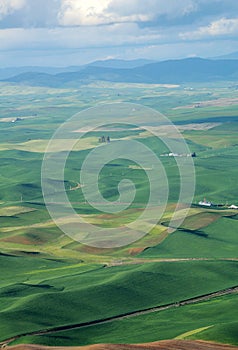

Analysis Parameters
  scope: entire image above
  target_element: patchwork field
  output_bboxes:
[0,81,238,348]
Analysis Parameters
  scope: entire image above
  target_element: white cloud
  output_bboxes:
[58,0,197,26]
[1,0,238,67]
[58,0,151,26]
[0,0,26,19]
[180,17,238,40]
[0,23,163,51]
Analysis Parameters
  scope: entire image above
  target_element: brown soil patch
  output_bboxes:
[78,244,115,255]
[181,212,220,231]
[0,233,46,246]
[1,236,35,245]
[6,340,238,350]
[127,247,145,256]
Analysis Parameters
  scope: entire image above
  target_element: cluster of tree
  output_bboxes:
[99,135,110,143]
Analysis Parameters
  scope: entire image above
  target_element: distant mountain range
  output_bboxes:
[0,59,154,80]
[2,57,238,87]
[88,58,155,69]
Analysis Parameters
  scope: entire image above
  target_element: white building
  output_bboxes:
[198,200,212,207]
[229,204,238,209]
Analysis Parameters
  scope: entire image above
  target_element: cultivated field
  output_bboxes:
[0,81,238,348]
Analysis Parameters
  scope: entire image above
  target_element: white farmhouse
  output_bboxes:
[198,200,212,207]
[229,204,238,209]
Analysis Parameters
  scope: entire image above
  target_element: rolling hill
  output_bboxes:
[3,58,238,87]
[88,58,155,69]
[0,59,154,80]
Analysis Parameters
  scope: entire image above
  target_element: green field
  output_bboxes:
[0,257,237,344]
[16,293,238,346]
[140,216,238,258]
[0,81,238,347]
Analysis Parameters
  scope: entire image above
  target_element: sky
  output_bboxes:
[0,0,238,67]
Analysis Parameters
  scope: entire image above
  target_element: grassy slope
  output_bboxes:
[14,293,238,346]
[140,216,238,258]
[0,258,238,342]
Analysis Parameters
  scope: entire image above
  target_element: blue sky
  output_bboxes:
[0,0,238,66]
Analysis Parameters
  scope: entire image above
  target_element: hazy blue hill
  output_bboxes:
[132,57,238,83]
[3,66,131,87]
[0,59,154,80]
[56,65,129,83]
[4,57,238,86]
[0,66,85,80]
[5,72,62,87]
[72,57,235,83]
[88,58,155,69]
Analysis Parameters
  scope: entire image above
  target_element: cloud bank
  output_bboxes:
[180,17,238,40]
[0,0,26,19]
[1,0,238,66]
[58,0,197,26]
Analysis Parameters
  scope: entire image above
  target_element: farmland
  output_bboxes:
[0,80,238,348]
